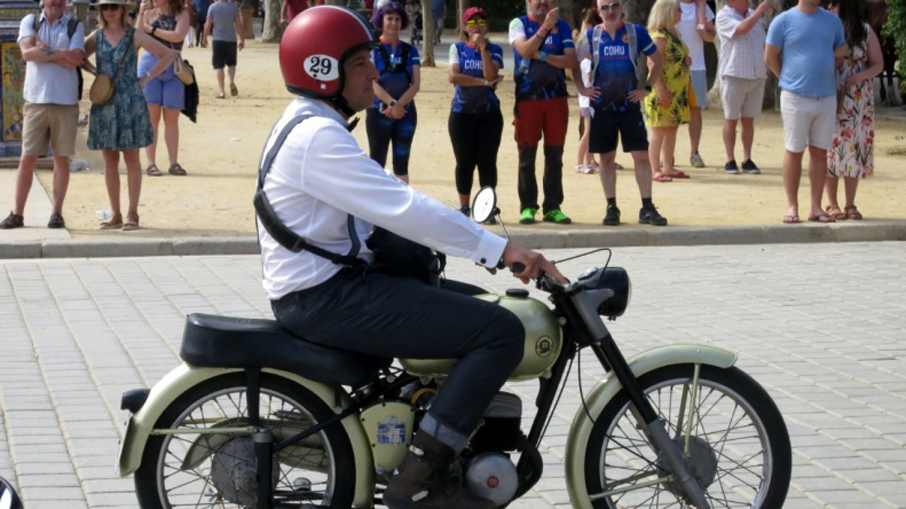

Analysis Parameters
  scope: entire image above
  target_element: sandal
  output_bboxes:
[168,163,187,176]
[99,215,123,229]
[783,214,800,224]
[653,172,673,182]
[122,215,140,231]
[807,212,836,223]
[145,163,162,176]
[826,205,846,220]
[230,83,239,97]
[216,93,225,99]
[844,206,863,220]
[664,171,690,179]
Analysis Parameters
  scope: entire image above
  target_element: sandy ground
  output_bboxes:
[40,39,906,239]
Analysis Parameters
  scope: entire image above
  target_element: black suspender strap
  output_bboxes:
[254,114,366,267]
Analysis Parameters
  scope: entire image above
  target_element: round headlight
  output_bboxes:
[596,267,631,318]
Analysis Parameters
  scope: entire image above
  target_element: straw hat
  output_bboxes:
[92,0,137,7]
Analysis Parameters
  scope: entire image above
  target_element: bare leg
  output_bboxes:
[782,149,803,218]
[577,116,590,166]
[824,174,840,211]
[843,176,859,210]
[598,150,618,199]
[228,65,236,88]
[215,68,226,97]
[458,192,470,207]
[689,107,702,157]
[807,145,828,218]
[661,127,678,174]
[145,103,162,167]
[631,150,653,199]
[102,150,122,220]
[740,117,755,161]
[51,155,70,215]
[12,155,38,215]
[723,118,737,162]
[162,107,181,167]
[396,173,409,184]
[123,149,143,218]
[648,127,665,177]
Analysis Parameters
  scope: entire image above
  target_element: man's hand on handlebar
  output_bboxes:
[501,243,567,284]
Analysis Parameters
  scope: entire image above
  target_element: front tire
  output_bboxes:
[134,373,356,508]
[584,364,791,508]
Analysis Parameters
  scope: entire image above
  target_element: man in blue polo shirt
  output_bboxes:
[765,0,846,224]
[509,0,578,226]
[575,0,668,227]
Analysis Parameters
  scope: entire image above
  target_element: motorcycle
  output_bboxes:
[116,188,792,508]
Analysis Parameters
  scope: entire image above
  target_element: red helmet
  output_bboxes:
[280,6,378,101]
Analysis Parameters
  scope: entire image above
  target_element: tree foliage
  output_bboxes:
[882,0,906,92]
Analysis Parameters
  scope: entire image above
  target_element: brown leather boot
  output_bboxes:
[384,432,496,509]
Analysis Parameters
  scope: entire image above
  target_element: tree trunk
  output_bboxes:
[456,0,470,35]
[420,0,436,67]
[259,0,283,42]
[624,0,656,24]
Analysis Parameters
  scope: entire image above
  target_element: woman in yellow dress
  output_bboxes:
[644,0,692,182]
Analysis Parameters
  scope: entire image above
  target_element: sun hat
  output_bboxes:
[91,0,136,7]
[463,6,487,22]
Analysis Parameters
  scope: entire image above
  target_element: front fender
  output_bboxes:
[564,344,737,509]
[116,363,375,508]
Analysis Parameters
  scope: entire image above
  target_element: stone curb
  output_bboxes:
[1,221,904,259]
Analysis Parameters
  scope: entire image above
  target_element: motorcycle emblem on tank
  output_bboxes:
[536,336,553,356]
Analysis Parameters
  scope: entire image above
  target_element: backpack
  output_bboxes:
[590,22,646,86]
[30,13,84,99]
[377,43,412,84]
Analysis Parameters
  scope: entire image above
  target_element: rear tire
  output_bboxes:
[584,364,791,508]
[134,373,356,508]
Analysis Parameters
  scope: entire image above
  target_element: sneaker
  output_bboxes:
[602,205,621,226]
[459,205,470,217]
[741,159,761,174]
[542,209,572,225]
[724,160,740,174]
[0,211,24,229]
[47,213,66,229]
[690,153,706,168]
[519,207,537,224]
[639,206,668,226]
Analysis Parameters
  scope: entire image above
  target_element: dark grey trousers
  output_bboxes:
[272,270,525,449]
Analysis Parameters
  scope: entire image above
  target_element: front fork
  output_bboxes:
[573,297,711,509]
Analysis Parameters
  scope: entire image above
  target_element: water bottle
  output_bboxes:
[96,209,111,221]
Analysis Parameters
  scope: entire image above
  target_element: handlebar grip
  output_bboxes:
[510,262,526,274]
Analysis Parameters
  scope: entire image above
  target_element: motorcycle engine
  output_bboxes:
[464,392,522,506]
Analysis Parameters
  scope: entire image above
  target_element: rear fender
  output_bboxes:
[116,363,374,508]
[564,344,737,509]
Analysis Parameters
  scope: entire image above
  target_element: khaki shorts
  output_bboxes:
[22,102,79,157]
[780,90,836,152]
[721,76,765,120]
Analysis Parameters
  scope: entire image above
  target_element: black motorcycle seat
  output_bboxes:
[180,313,392,387]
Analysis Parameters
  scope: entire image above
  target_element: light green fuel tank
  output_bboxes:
[400,292,562,382]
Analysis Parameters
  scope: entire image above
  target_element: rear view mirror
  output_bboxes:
[0,477,22,509]
[471,187,497,223]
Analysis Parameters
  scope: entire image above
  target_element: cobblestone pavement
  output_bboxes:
[1,242,905,508]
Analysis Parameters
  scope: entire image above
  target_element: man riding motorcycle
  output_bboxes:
[259,6,564,508]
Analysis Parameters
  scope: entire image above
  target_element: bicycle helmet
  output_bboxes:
[279,5,379,115]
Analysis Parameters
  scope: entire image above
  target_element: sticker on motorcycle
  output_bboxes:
[304,55,340,81]
[377,416,406,445]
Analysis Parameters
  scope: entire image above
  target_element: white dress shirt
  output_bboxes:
[17,13,85,106]
[258,98,508,300]
[716,5,767,80]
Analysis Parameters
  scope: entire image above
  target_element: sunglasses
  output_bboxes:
[598,2,622,10]
[100,4,121,10]
[466,19,487,27]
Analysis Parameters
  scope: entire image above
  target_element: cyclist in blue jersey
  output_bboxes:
[575,0,669,227]
[509,0,578,226]
[448,6,504,220]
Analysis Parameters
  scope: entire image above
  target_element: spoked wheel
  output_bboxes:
[584,364,791,508]
[134,373,356,508]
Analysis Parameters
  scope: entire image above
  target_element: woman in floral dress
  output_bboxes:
[825,0,884,220]
[644,0,692,182]
[85,0,174,230]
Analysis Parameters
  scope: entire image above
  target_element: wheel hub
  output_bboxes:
[210,437,258,507]
[658,435,719,503]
